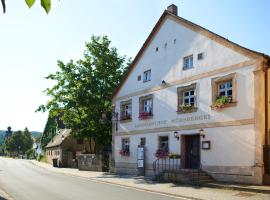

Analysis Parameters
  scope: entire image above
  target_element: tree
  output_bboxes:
[38,35,129,153]
[40,110,58,149]
[1,0,51,14]
[4,128,33,155]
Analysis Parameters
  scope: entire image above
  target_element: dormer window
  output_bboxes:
[143,70,151,82]
[183,55,193,70]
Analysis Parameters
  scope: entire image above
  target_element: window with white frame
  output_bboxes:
[139,95,153,119]
[143,70,151,82]
[120,100,132,121]
[159,136,169,152]
[121,138,130,151]
[183,90,195,106]
[143,99,152,113]
[183,55,193,70]
[218,81,232,97]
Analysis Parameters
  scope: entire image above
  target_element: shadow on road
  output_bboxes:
[0,196,8,200]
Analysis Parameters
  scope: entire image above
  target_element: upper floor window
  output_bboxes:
[211,73,237,110]
[183,55,193,70]
[120,100,132,121]
[177,83,197,113]
[143,70,151,82]
[218,81,232,97]
[197,52,204,60]
[139,94,153,120]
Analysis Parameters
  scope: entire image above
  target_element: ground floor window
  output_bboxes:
[120,138,130,156]
[159,136,169,152]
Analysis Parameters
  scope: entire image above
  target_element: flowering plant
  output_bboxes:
[120,114,132,121]
[119,148,130,156]
[155,149,168,158]
[178,104,194,113]
[211,96,233,110]
[139,111,152,120]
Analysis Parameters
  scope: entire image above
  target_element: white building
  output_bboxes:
[111,5,270,185]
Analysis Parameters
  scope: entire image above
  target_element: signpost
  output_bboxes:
[137,146,145,176]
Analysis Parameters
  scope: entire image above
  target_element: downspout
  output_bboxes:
[264,59,270,146]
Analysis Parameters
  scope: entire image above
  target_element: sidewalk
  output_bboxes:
[0,188,13,200]
[31,160,270,200]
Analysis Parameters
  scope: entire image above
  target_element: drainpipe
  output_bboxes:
[264,59,270,146]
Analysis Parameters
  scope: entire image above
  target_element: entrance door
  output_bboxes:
[185,135,200,169]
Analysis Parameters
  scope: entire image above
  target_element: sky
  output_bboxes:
[0,0,269,132]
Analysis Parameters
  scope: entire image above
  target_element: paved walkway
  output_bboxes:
[31,160,270,200]
[0,188,13,200]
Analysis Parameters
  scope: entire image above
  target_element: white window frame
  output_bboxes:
[143,70,151,82]
[183,90,195,106]
[218,81,232,97]
[143,99,152,113]
[183,55,193,70]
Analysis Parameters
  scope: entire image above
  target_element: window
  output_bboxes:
[143,70,151,82]
[159,136,169,152]
[183,55,193,70]
[139,94,153,119]
[155,47,159,52]
[211,73,237,109]
[197,52,204,60]
[218,81,232,97]
[121,138,130,152]
[177,83,197,113]
[137,75,141,81]
[173,39,177,44]
[183,90,195,106]
[120,100,132,121]
[140,137,146,146]
[164,43,168,48]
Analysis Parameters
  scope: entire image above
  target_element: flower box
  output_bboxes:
[139,111,152,120]
[211,96,236,111]
[177,104,197,113]
[155,149,169,158]
[119,149,130,157]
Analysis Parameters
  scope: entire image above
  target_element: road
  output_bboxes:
[0,158,183,200]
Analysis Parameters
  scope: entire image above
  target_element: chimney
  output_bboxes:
[167,4,178,16]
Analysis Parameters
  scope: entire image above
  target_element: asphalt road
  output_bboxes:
[0,158,183,200]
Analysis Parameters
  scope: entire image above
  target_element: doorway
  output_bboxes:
[181,134,200,169]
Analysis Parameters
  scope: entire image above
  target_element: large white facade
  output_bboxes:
[112,6,269,184]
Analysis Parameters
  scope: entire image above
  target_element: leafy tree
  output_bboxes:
[4,128,33,155]
[1,0,51,14]
[40,111,58,149]
[38,35,129,153]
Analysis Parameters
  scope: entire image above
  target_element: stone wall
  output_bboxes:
[77,154,103,171]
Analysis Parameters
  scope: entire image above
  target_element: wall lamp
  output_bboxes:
[199,128,205,139]
[161,80,166,85]
[174,131,180,140]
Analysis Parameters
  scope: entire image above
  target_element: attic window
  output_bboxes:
[156,47,159,52]
[198,52,204,60]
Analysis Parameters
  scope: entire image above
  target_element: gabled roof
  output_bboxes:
[112,10,269,100]
[46,129,71,148]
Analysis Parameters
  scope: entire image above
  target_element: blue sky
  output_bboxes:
[0,0,269,132]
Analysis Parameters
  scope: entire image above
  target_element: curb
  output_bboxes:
[205,183,270,194]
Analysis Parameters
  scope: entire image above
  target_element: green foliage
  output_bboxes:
[179,104,194,112]
[37,154,47,162]
[26,148,35,159]
[4,127,34,155]
[38,35,129,153]
[41,0,51,14]
[25,0,36,8]
[211,96,232,109]
[40,111,58,149]
[1,0,51,14]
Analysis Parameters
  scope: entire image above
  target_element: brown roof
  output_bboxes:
[112,10,269,100]
[46,129,71,148]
